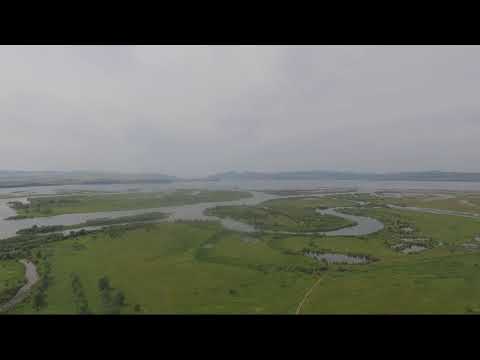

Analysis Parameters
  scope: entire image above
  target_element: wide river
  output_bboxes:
[3,179,480,195]
[1,179,480,240]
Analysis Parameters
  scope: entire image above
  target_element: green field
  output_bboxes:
[0,260,25,304]
[206,197,356,233]
[2,191,480,314]
[8,190,252,218]
[9,223,320,314]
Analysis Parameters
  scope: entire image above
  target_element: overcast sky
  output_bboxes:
[1,45,479,177]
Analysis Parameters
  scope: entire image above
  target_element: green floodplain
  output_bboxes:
[2,189,480,314]
[206,197,356,233]
[7,189,252,219]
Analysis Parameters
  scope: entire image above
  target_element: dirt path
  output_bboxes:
[0,259,39,313]
[296,276,324,315]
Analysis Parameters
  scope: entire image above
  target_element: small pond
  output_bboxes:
[305,251,370,264]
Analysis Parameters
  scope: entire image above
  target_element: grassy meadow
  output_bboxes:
[0,260,25,304]
[2,191,480,314]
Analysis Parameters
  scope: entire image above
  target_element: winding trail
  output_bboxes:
[0,259,39,313]
[296,276,324,315]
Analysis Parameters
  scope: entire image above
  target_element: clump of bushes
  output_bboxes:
[34,260,53,311]
[71,273,90,314]
[98,276,126,314]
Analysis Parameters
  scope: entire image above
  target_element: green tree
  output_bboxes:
[98,276,110,291]
[113,291,125,307]
[33,292,46,311]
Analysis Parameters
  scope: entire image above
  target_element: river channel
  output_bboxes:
[0,190,385,240]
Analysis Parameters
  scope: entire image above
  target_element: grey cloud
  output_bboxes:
[1,45,479,176]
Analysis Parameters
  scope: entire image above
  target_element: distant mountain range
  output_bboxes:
[0,171,177,188]
[205,170,480,182]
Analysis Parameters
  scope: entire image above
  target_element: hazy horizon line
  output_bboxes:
[2,168,480,179]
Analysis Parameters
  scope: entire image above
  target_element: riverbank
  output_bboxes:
[0,259,39,313]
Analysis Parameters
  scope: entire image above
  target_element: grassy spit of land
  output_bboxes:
[7,189,252,219]
[16,212,168,235]
[206,196,357,233]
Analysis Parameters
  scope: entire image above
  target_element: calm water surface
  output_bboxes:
[2,179,480,240]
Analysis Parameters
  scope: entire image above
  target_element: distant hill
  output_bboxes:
[205,170,480,182]
[0,171,177,188]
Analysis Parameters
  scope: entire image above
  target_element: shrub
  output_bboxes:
[98,276,111,291]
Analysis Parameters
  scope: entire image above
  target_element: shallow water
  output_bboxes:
[0,192,274,239]
[305,251,369,264]
[316,208,384,236]
[401,238,428,242]
[401,245,427,254]
[3,179,480,196]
